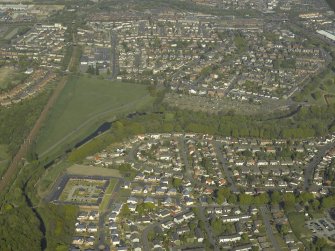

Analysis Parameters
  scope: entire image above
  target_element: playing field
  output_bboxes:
[36,76,154,157]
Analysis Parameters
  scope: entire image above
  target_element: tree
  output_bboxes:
[86,65,94,74]
[321,195,335,209]
[278,224,290,235]
[255,193,269,206]
[211,217,223,235]
[227,194,237,204]
[241,233,249,241]
[172,178,182,189]
[313,236,328,250]
[147,230,155,242]
[271,191,281,205]
[283,193,296,210]
[239,194,253,205]
[311,199,320,211]
[119,204,131,217]
[298,192,314,204]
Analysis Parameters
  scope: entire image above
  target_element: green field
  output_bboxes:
[294,70,335,105]
[67,164,121,177]
[4,28,18,40]
[0,67,26,90]
[36,75,154,158]
[0,144,9,177]
[288,212,311,246]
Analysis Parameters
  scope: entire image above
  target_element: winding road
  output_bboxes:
[304,139,335,191]
[213,141,239,193]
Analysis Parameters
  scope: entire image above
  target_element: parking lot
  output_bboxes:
[307,215,335,241]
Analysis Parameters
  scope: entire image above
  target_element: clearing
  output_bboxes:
[36,75,154,158]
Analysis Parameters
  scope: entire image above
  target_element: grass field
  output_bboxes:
[295,70,335,105]
[4,28,18,40]
[66,164,121,177]
[0,67,26,90]
[0,145,9,177]
[0,67,15,89]
[36,75,154,158]
[288,212,311,247]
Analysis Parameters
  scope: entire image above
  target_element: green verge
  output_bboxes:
[100,178,118,211]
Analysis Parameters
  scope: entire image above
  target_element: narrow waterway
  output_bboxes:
[23,181,47,251]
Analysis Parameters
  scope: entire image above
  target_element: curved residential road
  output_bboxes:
[39,94,151,158]
[213,141,239,193]
[260,206,281,251]
[0,76,68,193]
[98,178,123,249]
[198,207,219,251]
[304,140,335,191]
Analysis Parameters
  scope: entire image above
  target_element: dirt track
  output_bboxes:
[0,76,67,193]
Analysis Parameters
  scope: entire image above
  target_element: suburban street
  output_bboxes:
[141,207,220,251]
[304,139,335,190]
[179,136,199,186]
[260,206,281,251]
[97,177,124,250]
[198,207,219,251]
